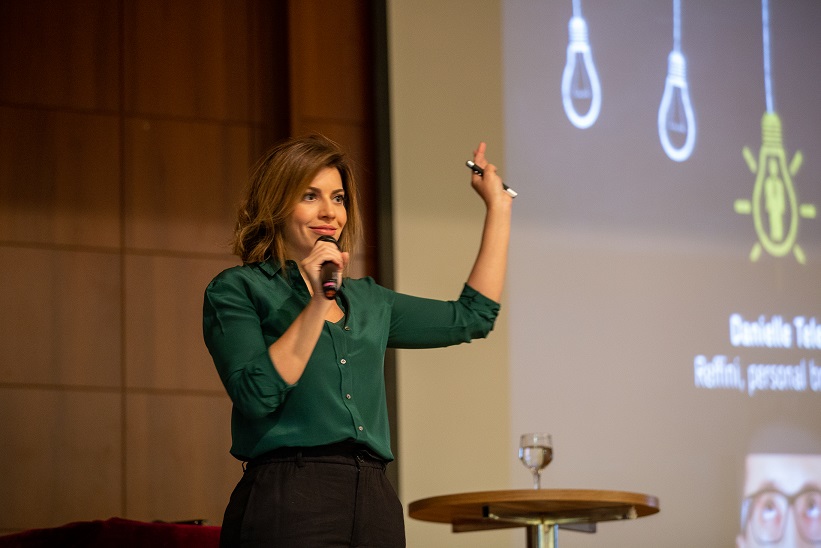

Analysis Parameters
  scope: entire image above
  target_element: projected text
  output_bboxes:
[694,313,821,396]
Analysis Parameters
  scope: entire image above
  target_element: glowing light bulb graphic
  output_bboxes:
[735,113,816,263]
[658,50,696,162]
[734,0,817,264]
[561,15,601,129]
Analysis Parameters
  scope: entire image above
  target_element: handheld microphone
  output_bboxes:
[315,235,340,300]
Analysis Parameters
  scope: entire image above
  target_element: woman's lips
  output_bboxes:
[311,226,337,236]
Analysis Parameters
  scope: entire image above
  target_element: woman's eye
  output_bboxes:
[303,193,316,201]
[333,195,345,203]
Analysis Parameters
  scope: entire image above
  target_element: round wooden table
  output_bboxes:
[409,489,659,548]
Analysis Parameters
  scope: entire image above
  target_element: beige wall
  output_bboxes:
[388,1,515,546]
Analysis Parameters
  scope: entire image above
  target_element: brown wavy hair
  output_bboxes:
[232,134,361,265]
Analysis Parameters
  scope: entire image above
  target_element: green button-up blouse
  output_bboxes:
[203,258,500,461]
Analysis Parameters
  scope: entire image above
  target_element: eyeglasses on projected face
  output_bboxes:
[740,487,821,544]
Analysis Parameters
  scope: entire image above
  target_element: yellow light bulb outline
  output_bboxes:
[735,112,817,264]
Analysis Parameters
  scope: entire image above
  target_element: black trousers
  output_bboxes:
[220,443,405,548]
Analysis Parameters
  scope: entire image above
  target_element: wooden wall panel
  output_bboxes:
[0,389,122,530]
[245,0,289,129]
[0,0,381,533]
[0,108,121,248]
[125,0,263,122]
[123,118,249,253]
[125,254,236,391]
[0,0,120,110]
[125,393,240,523]
[0,247,121,387]
[288,0,371,124]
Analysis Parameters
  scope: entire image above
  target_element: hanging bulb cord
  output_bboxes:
[673,0,681,52]
[572,0,581,18]
[762,0,774,113]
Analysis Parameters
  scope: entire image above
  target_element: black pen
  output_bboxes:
[466,160,518,198]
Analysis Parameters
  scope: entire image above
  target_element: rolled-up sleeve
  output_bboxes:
[387,283,501,349]
[203,273,294,419]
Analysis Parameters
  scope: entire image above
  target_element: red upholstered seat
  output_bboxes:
[0,517,220,548]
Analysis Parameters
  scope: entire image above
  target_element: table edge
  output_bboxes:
[408,488,660,524]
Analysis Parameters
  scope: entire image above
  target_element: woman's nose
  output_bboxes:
[318,197,336,219]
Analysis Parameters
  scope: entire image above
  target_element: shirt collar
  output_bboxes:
[259,256,344,295]
[259,257,306,286]
[259,256,282,277]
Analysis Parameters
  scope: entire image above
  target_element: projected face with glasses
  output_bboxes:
[737,454,821,547]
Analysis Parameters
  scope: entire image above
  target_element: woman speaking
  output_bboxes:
[203,134,511,547]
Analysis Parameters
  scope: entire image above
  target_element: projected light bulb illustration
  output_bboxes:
[657,0,696,162]
[734,0,816,264]
[561,0,601,129]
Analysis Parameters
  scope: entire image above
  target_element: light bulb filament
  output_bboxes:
[667,90,687,133]
[571,53,592,99]
[764,157,787,241]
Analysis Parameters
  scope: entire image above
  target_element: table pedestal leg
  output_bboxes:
[526,523,558,548]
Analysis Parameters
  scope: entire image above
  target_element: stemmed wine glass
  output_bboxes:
[519,433,553,489]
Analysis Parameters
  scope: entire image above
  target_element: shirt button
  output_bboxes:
[340,359,347,365]
[346,394,351,400]
[344,326,351,331]
[358,425,364,431]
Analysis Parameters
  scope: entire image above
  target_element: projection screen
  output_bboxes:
[504,0,821,545]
